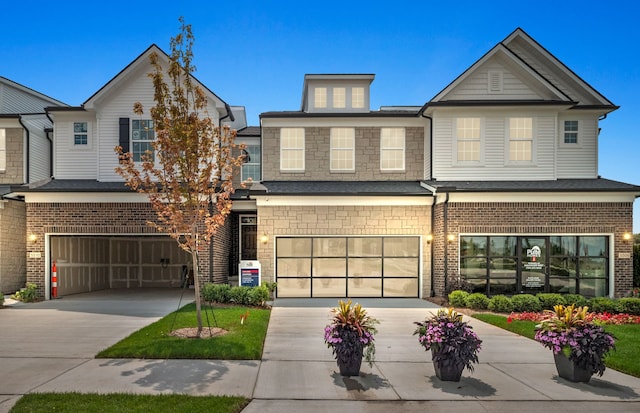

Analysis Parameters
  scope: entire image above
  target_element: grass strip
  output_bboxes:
[96,303,270,359]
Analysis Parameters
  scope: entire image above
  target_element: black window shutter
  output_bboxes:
[119,117,130,153]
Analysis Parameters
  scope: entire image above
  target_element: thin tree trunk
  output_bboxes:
[191,250,203,336]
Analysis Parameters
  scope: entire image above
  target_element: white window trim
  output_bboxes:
[314,87,327,109]
[453,117,484,165]
[505,117,536,165]
[332,87,346,109]
[0,128,6,172]
[380,127,405,172]
[240,139,261,182]
[72,121,92,150]
[280,128,305,172]
[560,119,582,148]
[330,128,355,172]
[131,119,155,162]
[351,87,365,109]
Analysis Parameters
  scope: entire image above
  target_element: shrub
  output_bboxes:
[230,286,252,305]
[488,295,513,313]
[448,290,470,307]
[465,292,490,310]
[511,294,542,312]
[536,293,566,310]
[201,283,232,304]
[11,283,38,303]
[617,297,640,315]
[589,297,620,314]
[248,286,270,306]
[563,294,589,308]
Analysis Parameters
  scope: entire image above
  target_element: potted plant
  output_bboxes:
[413,307,482,381]
[324,300,378,376]
[535,304,615,382]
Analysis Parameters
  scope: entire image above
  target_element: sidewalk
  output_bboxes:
[1,295,639,412]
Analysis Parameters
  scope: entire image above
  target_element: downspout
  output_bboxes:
[45,109,54,178]
[17,116,30,183]
[209,104,235,283]
[443,190,450,295]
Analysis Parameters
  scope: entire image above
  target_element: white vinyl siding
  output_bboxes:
[53,115,98,179]
[380,128,405,171]
[280,128,305,172]
[330,128,355,171]
[557,117,598,178]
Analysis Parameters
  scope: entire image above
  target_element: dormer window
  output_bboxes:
[314,87,327,108]
[333,87,346,108]
[352,87,364,108]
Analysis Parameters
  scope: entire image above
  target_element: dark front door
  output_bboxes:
[240,216,257,261]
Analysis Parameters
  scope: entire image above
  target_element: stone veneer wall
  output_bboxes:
[432,201,634,297]
[256,203,432,297]
[261,127,424,181]
[0,200,26,293]
[0,128,24,184]
[26,202,232,299]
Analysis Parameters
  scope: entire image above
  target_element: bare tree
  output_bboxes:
[115,18,245,335]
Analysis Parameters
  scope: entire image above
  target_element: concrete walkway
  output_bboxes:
[1,292,639,412]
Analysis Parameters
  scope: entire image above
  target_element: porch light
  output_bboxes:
[260,233,269,244]
[426,234,433,244]
[447,234,456,243]
[29,233,38,243]
[623,232,632,242]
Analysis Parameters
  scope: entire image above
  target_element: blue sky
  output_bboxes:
[3,1,639,230]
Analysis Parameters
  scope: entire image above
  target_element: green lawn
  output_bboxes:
[10,393,248,413]
[473,313,640,378]
[96,303,270,359]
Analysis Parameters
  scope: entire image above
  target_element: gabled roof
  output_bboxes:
[422,28,618,114]
[0,76,68,112]
[81,44,230,116]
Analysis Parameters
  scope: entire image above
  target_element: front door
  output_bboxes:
[240,216,257,261]
[519,237,547,294]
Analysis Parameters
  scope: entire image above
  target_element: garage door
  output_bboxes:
[50,236,191,296]
[275,236,420,298]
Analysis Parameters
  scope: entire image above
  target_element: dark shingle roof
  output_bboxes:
[260,110,419,119]
[260,181,430,195]
[422,178,640,192]
[236,126,260,137]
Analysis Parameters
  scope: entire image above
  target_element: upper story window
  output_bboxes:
[333,87,346,108]
[352,87,365,109]
[132,119,155,162]
[0,129,5,172]
[456,118,481,162]
[380,127,405,171]
[280,128,305,172]
[314,87,327,108]
[73,122,88,145]
[564,120,578,144]
[330,128,355,171]
[508,117,532,162]
[242,143,261,182]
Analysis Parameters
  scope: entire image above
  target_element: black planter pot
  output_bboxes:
[432,349,464,381]
[553,353,592,383]
[336,345,364,376]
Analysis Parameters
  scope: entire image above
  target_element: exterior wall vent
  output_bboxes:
[488,70,503,93]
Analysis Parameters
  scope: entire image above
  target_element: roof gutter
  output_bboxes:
[17,115,30,183]
[420,110,433,179]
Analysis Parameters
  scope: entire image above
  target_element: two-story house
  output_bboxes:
[14,28,639,300]
[0,77,66,294]
[253,28,639,299]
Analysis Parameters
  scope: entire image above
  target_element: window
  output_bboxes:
[314,87,327,109]
[508,117,532,161]
[380,128,405,171]
[333,87,346,108]
[456,118,481,162]
[330,128,355,171]
[352,87,365,108]
[132,119,155,162]
[0,129,5,171]
[73,122,88,145]
[241,143,261,181]
[280,128,305,171]
[564,120,578,144]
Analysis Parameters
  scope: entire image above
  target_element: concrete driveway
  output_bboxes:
[0,288,194,411]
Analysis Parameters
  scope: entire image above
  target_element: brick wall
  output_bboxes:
[432,201,634,297]
[256,203,432,297]
[26,202,232,299]
[262,127,424,181]
[0,128,24,184]
[0,199,26,293]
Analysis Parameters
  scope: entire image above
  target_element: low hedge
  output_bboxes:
[448,290,470,307]
[535,293,566,309]
[201,283,269,307]
[488,295,513,313]
[465,292,490,310]
[510,294,542,312]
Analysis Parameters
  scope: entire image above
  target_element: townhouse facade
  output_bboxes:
[10,28,639,300]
